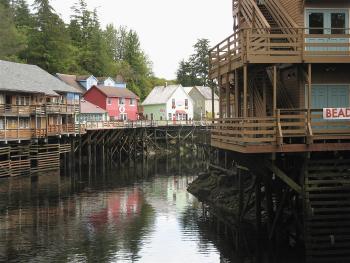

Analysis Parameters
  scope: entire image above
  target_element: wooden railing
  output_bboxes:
[212,109,350,149]
[46,104,79,114]
[0,129,32,140]
[84,120,211,130]
[0,104,79,115]
[240,0,270,29]
[210,27,350,77]
[212,117,277,145]
[264,0,298,30]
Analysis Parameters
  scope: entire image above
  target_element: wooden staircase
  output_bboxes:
[304,158,350,263]
[257,4,282,34]
[266,68,294,109]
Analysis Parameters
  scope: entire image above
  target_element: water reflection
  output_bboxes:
[0,153,234,263]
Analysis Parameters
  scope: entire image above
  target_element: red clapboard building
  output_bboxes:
[83,85,139,121]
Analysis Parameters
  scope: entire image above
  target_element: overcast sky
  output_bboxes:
[29,0,233,79]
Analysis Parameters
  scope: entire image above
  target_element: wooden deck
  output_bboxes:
[0,124,79,141]
[0,104,79,116]
[211,109,350,153]
[84,120,211,130]
[209,28,350,78]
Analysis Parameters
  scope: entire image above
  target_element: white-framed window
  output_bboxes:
[119,97,125,105]
[107,98,112,105]
[185,99,188,109]
[168,113,172,120]
[130,98,135,106]
[120,113,127,120]
[19,118,29,129]
[0,118,4,129]
[16,96,30,106]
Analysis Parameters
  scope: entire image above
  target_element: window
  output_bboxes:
[168,113,172,120]
[331,13,346,34]
[185,99,188,109]
[19,118,29,129]
[172,99,175,109]
[107,98,112,105]
[119,97,125,105]
[130,98,135,106]
[309,13,324,34]
[16,96,30,106]
[7,119,17,129]
[0,119,4,129]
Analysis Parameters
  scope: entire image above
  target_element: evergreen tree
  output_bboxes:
[23,0,74,73]
[176,38,212,87]
[0,2,26,61]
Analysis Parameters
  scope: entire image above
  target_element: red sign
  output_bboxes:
[323,108,350,120]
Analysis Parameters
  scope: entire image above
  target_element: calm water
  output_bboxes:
[0,154,239,263]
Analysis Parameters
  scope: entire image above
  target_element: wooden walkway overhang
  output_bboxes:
[209,27,350,79]
[211,109,350,154]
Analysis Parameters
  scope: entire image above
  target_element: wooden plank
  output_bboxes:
[265,161,301,194]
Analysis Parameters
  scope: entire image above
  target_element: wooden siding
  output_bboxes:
[278,0,304,26]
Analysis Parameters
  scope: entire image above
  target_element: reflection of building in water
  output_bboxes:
[0,172,155,263]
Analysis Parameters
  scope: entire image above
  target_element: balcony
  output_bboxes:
[0,105,32,116]
[47,124,76,136]
[0,104,79,116]
[211,109,350,153]
[209,28,350,79]
[46,104,79,114]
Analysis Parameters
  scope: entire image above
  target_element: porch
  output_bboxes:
[209,27,350,79]
[212,109,350,153]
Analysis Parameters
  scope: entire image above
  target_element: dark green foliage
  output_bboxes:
[0,2,26,61]
[177,38,212,87]
[1,0,170,100]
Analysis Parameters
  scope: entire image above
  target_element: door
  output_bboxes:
[312,85,349,129]
[306,9,348,51]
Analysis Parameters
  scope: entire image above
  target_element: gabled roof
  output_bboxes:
[76,75,96,81]
[92,85,139,99]
[192,86,219,100]
[96,77,114,82]
[142,85,184,105]
[183,87,193,94]
[56,73,86,93]
[80,99,107,114]
[0,60,81,96]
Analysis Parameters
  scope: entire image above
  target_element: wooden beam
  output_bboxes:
[308,64,312,123]
[273,66,277,116]
[211,85,215,122]
[235,69,239,117]
[226,74,231,118]
[265,161,302,194]
[243,65,247,117]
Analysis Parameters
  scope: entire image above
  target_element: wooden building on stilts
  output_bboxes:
[209,0,350,261]
[0,60,82,177]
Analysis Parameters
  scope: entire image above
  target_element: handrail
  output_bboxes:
[210,27,350,77]
[240,0,270,29]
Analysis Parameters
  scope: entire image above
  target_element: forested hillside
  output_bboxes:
[0,0,171,99]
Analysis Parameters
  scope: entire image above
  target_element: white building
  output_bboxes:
[184,86,219,120]
[142,85,194,121]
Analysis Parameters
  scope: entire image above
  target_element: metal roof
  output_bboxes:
[142,85,182,105]
[0,60,80,96]
[94,85,139,99]
[80,99,107,114]
[56,73,86,93]
[192,86,219,100]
